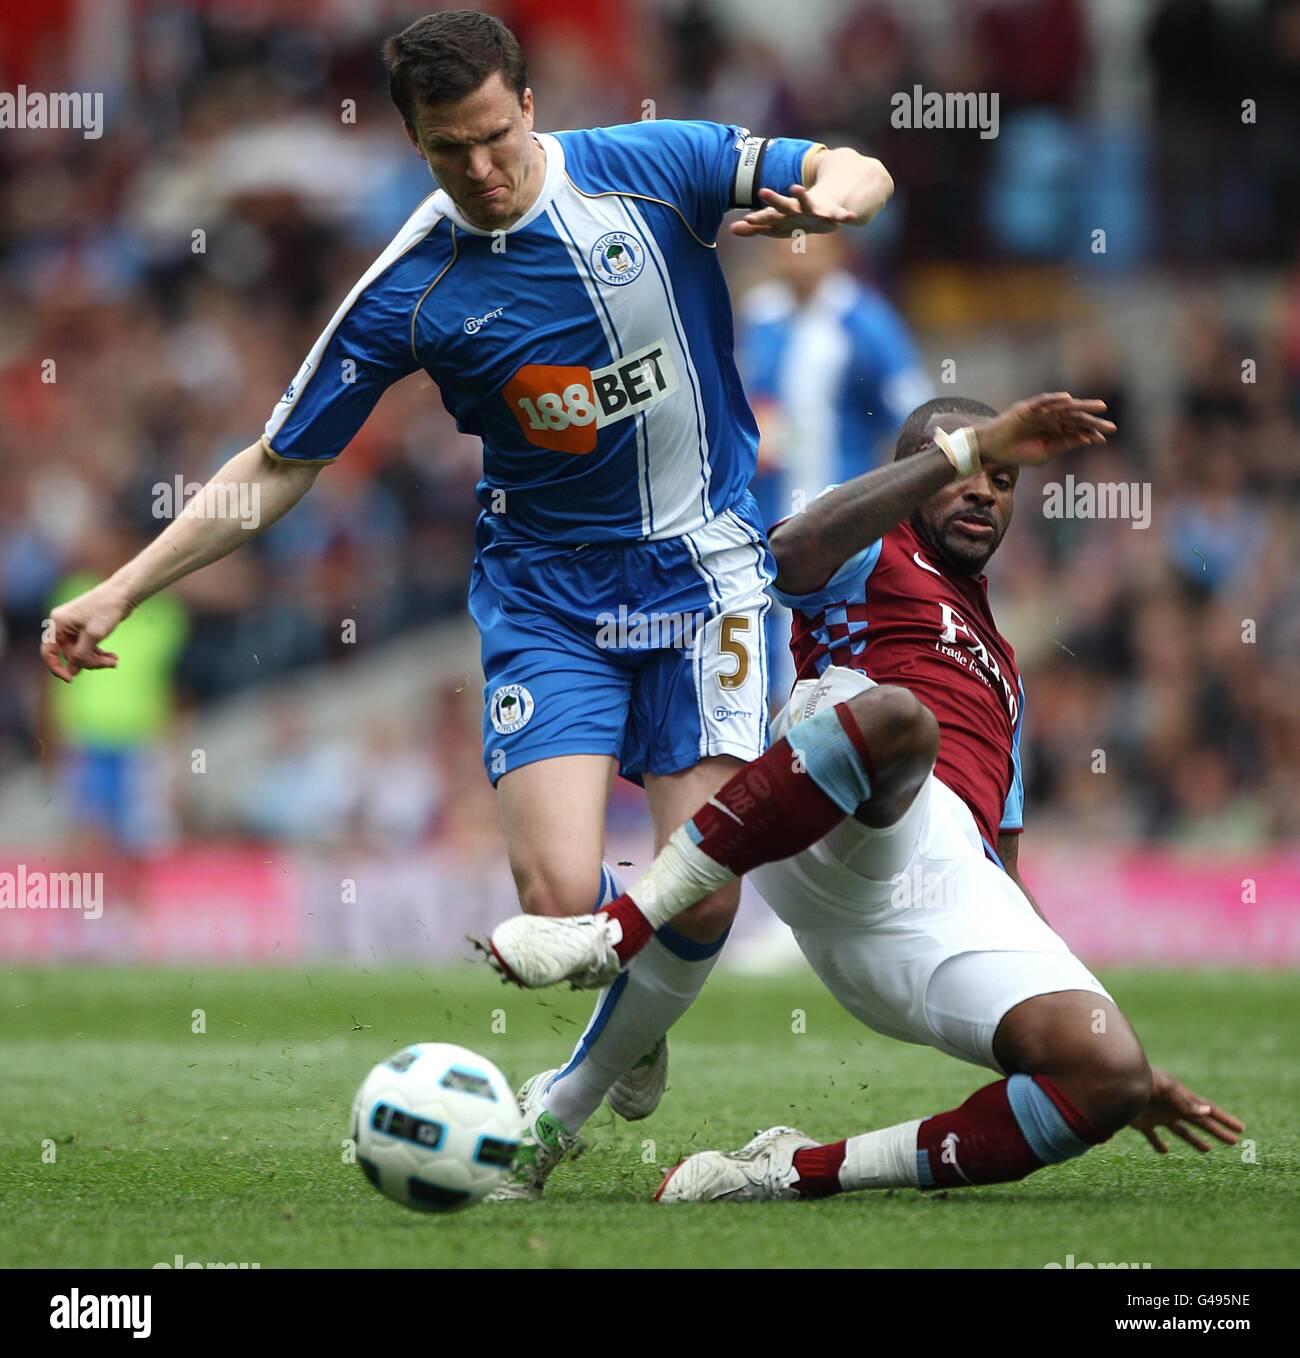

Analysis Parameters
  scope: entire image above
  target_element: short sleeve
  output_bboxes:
[771,538,883,613]
[263,268,420,464]
[560,121,825,243]
[999,678,1027,833]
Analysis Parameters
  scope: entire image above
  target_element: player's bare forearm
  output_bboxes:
[809,147,894,226]
[114,442,319,609]
[997,832,1048,925]
[770,444,955,595]
[42,440,320,682]
[770,395,1116,596]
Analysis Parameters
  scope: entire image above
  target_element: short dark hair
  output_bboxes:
[383,11,527,130]
[893,397,997,461]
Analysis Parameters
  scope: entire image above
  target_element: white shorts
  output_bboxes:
[751,666,1111,1072]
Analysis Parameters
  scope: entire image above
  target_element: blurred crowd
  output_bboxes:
[0,0,1297,853]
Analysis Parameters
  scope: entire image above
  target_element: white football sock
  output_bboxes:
[543,928,725,1133]
[834,1119,924,1191]
[627,824,735,930]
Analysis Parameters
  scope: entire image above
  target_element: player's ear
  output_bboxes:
[521,87,534,130]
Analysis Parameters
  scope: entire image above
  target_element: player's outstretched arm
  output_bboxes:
[40,440,322,682]
[771,392,1115,596]
[730,147,893,238]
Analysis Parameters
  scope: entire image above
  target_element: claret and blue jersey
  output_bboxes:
[773,517,1026,856]
[262,120,822,782]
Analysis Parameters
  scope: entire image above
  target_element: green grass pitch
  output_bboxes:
[2,965,1295,1269]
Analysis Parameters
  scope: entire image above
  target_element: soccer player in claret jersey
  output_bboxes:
[488,392,1244,1202]
[38,12,896,1198]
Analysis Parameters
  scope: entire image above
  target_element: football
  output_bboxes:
[351,1043,523,1212]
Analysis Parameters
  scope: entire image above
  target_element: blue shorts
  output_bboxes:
[470,496,775,785]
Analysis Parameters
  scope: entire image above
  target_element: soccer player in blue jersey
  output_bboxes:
[40,10,895,1198]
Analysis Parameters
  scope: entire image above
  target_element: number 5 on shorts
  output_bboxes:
[718,614,751,691]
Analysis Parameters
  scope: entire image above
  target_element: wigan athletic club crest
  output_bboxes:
[490,684,535,735]
[591,231,645,286]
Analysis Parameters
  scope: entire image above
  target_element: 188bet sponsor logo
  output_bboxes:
[504,338,680,454]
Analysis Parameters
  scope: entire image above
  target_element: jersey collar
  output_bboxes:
[434,132,563,238]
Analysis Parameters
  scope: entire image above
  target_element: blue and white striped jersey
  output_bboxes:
[262,120,824,544]
[741,270,932,505]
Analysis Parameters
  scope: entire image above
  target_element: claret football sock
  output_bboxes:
[789,1075,1103,1197]
[600,703,874,962]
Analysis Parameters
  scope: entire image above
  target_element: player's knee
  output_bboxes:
[1052,1039,1151,1137]
[845,685,939,776]
[1082,1046,1152,1134]
[514,870,600,918]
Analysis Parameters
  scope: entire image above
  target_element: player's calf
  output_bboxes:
[665,879,740,944]
[666,1068,1114,1204]
[763,993,1149,1200]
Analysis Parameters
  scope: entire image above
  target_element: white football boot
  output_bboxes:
[485,913,622,990]
[608,1037,668,1122]
[484,1069,579,1202]
[655,1126,817,1203]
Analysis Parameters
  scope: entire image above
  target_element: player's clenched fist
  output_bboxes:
[41,582,130,683]
[975,392,1116,467]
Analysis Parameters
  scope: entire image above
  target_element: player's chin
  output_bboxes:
[939,530,997,575]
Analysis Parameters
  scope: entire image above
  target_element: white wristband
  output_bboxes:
[933,426,983,479]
